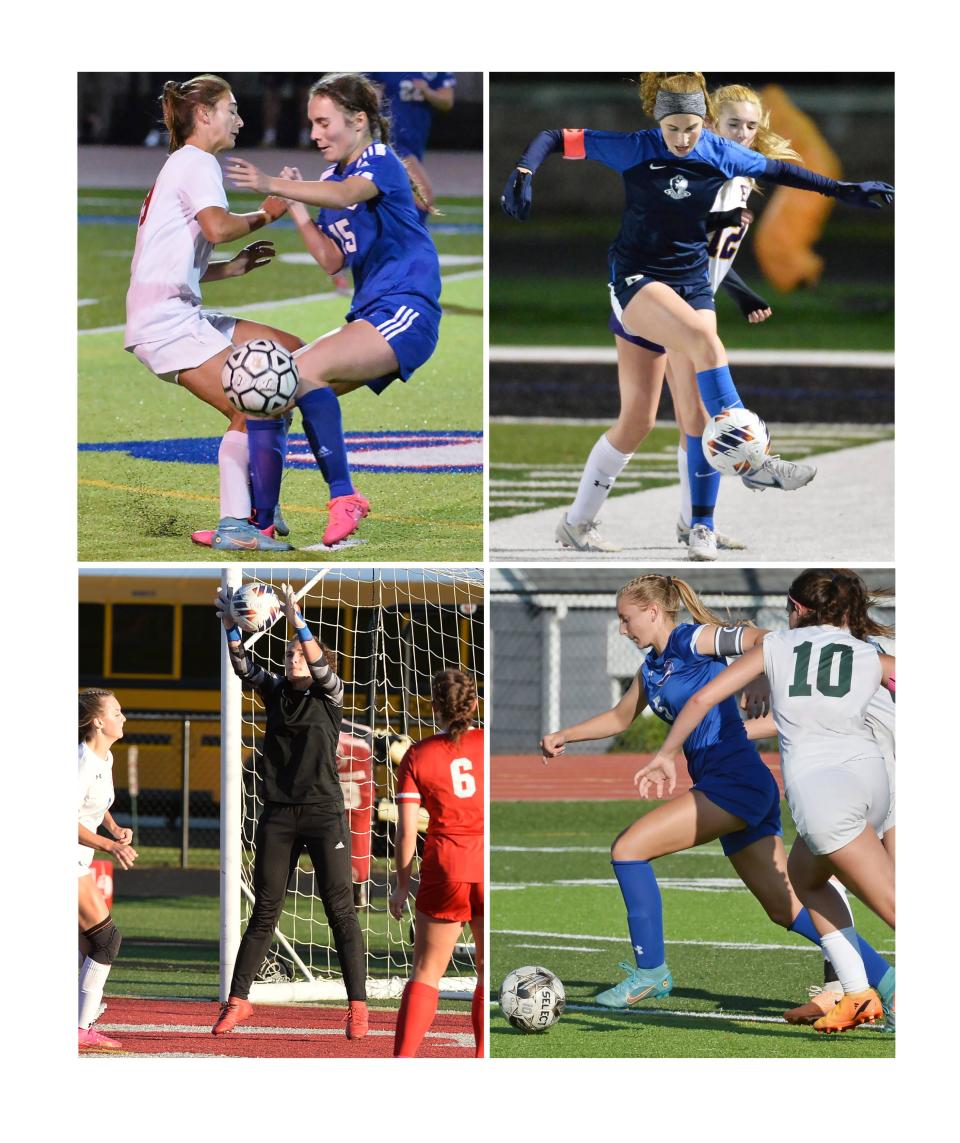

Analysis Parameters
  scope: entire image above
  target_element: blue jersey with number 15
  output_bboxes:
[315,143,442,319]
[640,622,753,781]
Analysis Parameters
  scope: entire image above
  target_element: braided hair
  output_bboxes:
[432,669,477,743]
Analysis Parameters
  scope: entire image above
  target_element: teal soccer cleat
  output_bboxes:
[211,518,293,552]
[594,961,673,1008]
[877,965,895,1032]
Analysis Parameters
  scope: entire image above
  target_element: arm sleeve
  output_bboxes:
[720,268,770,317]
[517,129,563,173]
[227,641,280,699]
[307,654,345,708]
[762,158,838,197]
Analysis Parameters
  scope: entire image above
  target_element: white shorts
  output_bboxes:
[785,753,890,856]
[128,310,237,384]
[78,860,94,879]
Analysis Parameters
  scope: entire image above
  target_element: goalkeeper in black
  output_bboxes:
[212,582,368,1040]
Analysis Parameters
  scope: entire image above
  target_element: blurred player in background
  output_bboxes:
[78,690,138,1051]
[367,73,455,218]
[650,569,895,1032]
[212,583,368,1039]
[503,72,894,560]
[124,74,310,552]
[229,74,444,546]
[540,574,894,1022]
[389,670,484,1058]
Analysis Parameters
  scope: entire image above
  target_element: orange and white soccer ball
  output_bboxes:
[702,407,770,476]
[229,582,282,633]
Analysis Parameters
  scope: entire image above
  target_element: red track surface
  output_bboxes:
[79,997,476,1058]
[492,753,784,801]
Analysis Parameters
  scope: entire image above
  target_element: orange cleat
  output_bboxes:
[812,988,883,1034]
[345,1000,369,1040]
[784,987,842,1025]
[212,996,254,1035]
[322,493,370,546]
[79,1026,122,1050]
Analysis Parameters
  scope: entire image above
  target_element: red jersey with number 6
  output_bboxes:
[396,727,484,882]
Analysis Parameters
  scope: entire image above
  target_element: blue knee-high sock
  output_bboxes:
[612,860,665,969]
[696,365,744,417]
[246,418,287,530]
[297,388,354,500]
[789,908,889,989]
[685,433,721,529]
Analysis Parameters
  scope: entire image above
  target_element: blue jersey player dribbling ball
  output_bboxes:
[539,574,895,1020]
[227,74,444,547]
[503,72,894,561]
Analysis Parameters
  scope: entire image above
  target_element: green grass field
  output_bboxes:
[78,189,482,561]
[490,423,893,521]
[490,801,894,1058]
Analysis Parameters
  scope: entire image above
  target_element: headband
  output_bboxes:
[787,594,806,613]
[654,90,706,121]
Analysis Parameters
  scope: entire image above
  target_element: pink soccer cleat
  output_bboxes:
[322,493,370,546]
[345,1000,369,1040]
[191,529,216,547]
[79,1026,122,1050]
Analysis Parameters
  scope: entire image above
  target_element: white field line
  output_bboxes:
[493,877,747,892]
[491,844,725,856]
[494,928,894,955]
[78,269,483,336]
[490,346,894,369]
[491,418,894,435]
[514,943,604,953]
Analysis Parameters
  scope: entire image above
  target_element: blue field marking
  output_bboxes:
[79,214,481,234]
[79,429,483,474]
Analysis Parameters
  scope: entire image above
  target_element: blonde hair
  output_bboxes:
[160,74,232,152]
[639,73,714,122]
[617,574,745,629]
[709,82,801,164]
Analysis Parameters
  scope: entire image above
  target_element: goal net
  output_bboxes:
[220,566,485,1003]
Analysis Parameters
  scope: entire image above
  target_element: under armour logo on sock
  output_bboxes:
[634,943,644,955]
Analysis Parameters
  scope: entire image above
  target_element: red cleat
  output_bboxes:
[79,1026,122,1051]
[322,493,370,546]
[212,996,254,1035]
[345,1000,369,1040]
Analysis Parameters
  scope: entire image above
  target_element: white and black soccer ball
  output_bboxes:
[499,965,566,1033]
[222,338,299,417]
[229,582,282,634]
[701,407,770,476]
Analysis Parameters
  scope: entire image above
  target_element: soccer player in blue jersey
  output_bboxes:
[367,73,455,217]
[503,72,894,560]
[228,73,443,545]
[539,574,895,1023]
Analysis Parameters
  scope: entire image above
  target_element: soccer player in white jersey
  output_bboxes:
[553,81,816,561]
[78,690,138,1051]
[650,569,895,1032]
[124,75,327,552]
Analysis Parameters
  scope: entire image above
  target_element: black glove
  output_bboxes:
[834,180,894,209]
[501,168,533,221]
[706,206,744,232]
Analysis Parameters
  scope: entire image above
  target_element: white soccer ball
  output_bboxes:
[701,407,770,476]
[229,582,282,633]
[222,338,299,417]
[499,965,566,1033]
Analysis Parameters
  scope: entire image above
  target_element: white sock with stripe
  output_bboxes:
[568,434,633,526]
[78,958,112,1029]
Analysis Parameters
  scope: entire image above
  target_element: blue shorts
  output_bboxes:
[349,295,440,395]
[691,750,783,857]
[609,275,715,348]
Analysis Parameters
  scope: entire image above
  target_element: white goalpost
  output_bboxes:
[219,566,484,1003]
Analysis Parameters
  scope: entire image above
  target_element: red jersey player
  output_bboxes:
[390,669,484,1058]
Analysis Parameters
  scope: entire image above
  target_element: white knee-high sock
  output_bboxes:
[819,927,868,993]
[568,434,633,526]
[219,430,252,520]
[677,442,692,527]
[78,958,112,1028]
